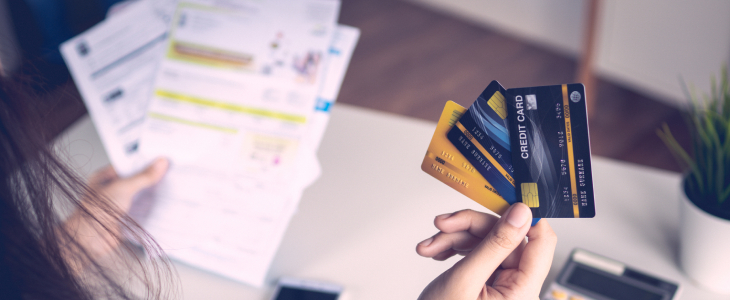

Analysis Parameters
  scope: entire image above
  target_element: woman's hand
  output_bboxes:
[416,203,557,300]
[86,158,169,213]
[64,158,169,262]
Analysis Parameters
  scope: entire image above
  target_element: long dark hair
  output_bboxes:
[0,77,177,298]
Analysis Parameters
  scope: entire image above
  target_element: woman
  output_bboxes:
[1,76,555,299]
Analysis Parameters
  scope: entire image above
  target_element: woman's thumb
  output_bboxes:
[118,158,169,192]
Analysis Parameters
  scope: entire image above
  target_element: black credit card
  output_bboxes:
[505,84,595,218]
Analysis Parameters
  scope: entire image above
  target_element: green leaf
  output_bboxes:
[718,65,730,120]
[711,74,718,109]
[722,120,730,154]
[658,124,703,190]
[702,113,723,200]
[721,184,730,204]
[668,65,730,207]
[693,117,709,148]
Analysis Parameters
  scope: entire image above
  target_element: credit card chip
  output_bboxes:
[521,182,539,208]
[487,92,508,119]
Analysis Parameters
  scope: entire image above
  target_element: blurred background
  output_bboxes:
[2,0,729,172]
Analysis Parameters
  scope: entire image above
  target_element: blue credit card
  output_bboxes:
[458,83,513,175]
[447,81,517,205]
[505,84,595,218]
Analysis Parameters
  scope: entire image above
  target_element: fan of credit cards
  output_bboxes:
[421,80,595,218]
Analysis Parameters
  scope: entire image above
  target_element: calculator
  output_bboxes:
[542,249,680,300]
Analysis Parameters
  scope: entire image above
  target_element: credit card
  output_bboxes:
[447,81,517,204]
[505,84,595,218]
[421,101,511,215]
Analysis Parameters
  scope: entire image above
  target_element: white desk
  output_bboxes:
[57,104,727,299]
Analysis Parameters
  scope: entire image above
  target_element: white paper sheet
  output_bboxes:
[137,0,343,286]
[292,25,361,194]
[60,0,176,177]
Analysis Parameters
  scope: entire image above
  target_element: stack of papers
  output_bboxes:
[60,0,359,286]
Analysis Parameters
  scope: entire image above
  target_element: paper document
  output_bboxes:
[61,0,360,287]
[138,0,344,286]
[294,25,361,191]
[60,0,176,177]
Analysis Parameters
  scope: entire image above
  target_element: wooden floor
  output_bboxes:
[336,0,690,172]
[31,0,691,172]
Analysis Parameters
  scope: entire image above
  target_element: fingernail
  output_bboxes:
[506,204,531,227]
[436,213,453,220]
[419,237,434,247]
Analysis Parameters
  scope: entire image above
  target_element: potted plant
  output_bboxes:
[658,66,730,294]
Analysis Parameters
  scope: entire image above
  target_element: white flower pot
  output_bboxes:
[679,186,730,294]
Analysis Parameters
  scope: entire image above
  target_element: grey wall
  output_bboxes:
[410,0,730,106]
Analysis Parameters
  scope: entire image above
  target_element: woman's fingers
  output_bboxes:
[417,231,527,263]
[431,249,457,261]
[416,231,482,259]
[517,219,557,281]
[97,158,168,213]
[489,219,557,299]
[114,158,169,194]
[501,238,527,269]
[439,203,533,299]
[87,165,118,188]
[416,205,556,300]
[434,209,500,237]
[417,208,528,265]
[418,210,500,260]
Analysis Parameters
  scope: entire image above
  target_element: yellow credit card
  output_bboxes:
[421,101,510,215]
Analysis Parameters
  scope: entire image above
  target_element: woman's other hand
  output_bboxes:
[87,158,169,213]
[64,158,168,263]
[416,203,557,300]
